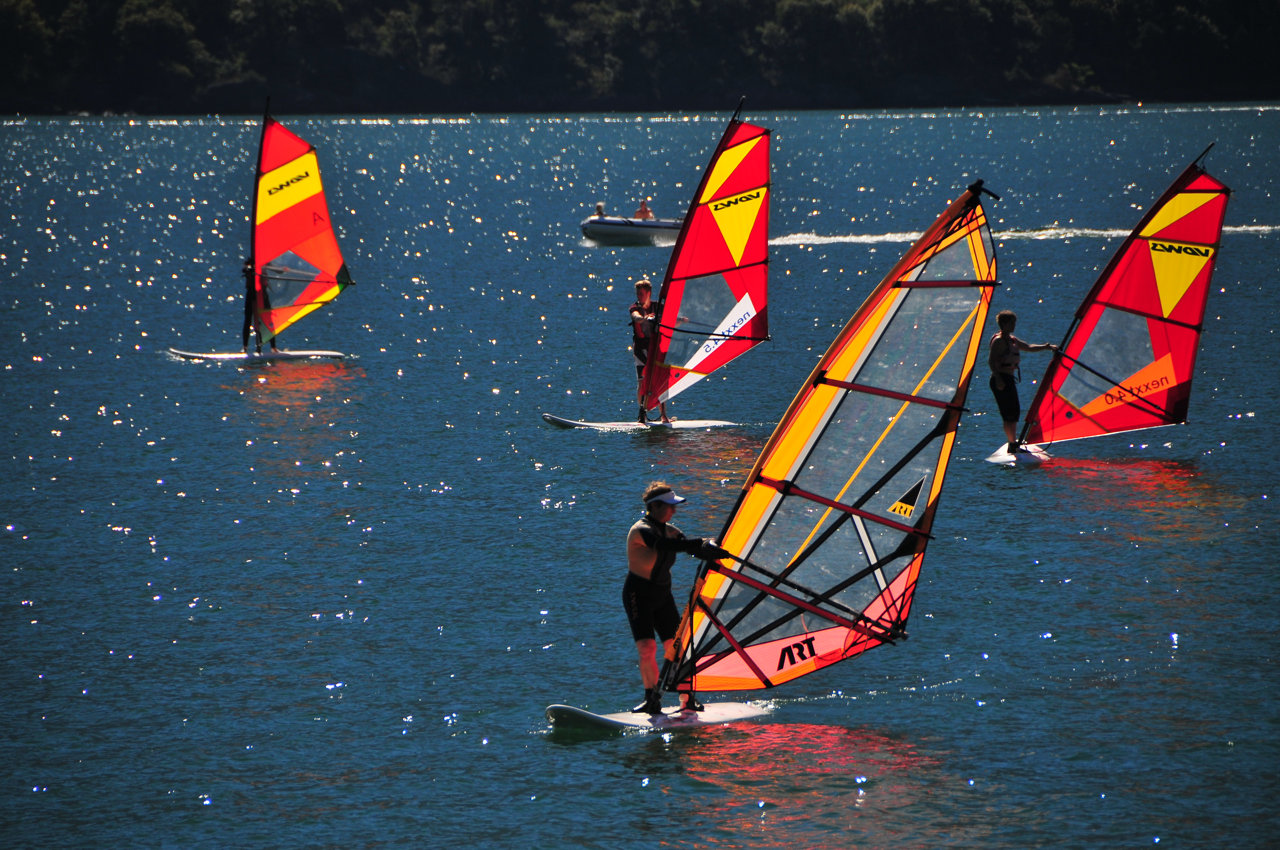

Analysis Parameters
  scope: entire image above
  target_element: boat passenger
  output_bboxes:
[623,482,728,715]
[634,199,654,220]
[989,309,1054,453]
[594,202,606,218]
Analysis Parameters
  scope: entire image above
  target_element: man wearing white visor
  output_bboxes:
[623,481,728,715]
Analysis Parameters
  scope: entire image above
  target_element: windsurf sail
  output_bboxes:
[639,104,770,409]
[660,181,999,695]
[1019,150,1229,446]
[249,107,353,342]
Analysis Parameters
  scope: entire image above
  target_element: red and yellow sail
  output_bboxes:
[661,182,998,694]
[250,113,353,341]
[1021,156,1229,446]
[640,112,770,409]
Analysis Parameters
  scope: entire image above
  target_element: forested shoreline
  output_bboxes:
[3,0,1276,115]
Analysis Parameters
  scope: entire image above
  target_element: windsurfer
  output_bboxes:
[989,310,1053,452]
[623,482,728,714]
[240,258,277,354]
[630,278,669,423]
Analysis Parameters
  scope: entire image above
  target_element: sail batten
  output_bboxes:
[660,182,998,696]
[640,112,771,409]
[250,112,353,342]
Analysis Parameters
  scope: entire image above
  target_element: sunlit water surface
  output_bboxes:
[3,104,1278,847]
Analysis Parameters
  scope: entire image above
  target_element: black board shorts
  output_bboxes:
[633,341,649,381]
[622,572,679,643]
[990,373,1021,423]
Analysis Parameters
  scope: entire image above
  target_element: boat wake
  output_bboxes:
[776,223,1273,246]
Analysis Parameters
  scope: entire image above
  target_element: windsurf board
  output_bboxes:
[545,701,770,731]
[984,442,1051,465]
[541,413,735,431]
[168,348,345,362]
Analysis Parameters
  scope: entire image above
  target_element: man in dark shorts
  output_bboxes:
[989,309,1054,453]
[623,481,727,714]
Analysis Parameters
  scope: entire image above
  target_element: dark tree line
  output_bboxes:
[2,0,1276,114]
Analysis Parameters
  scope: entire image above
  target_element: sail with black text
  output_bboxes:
[249,109,354,343]
[1019,152,1229,448]
[639,105,770,410]
[660,182,998,696]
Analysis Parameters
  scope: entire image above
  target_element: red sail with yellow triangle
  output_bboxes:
[640,107,770,410]
[1020,152,1230,446]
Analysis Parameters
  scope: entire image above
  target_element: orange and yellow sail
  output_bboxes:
[640,110,770,409]
[250,112,353,341]
[661,182,998,694]
[1021,155,1230,446]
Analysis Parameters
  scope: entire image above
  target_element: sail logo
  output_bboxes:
[887,477,925,519]
[777,636,818,671]
[1105,375,1171,406]
[712,189,763,212]
[702,309,755,355]
[1150,240,1213,258]
[268,171,312,195]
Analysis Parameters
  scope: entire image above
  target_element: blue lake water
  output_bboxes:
[3,104,1278,847]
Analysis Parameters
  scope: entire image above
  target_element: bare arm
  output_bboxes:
[627,527,657,580]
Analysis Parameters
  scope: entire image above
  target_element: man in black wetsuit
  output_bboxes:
[241,258,260,353]
[622,481,727,714]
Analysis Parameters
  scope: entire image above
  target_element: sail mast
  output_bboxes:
[250,97,271,274]
[245,98,272,340]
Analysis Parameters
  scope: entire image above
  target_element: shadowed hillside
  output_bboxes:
[3,0,1276,114]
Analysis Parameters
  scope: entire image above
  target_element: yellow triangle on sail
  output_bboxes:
[701,136,762,203]
[1148,240,1212,317]
[1139,190,1215,239]
[709,188,766,266]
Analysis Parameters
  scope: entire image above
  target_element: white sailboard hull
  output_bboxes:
[545,702,770,731]
[541,413,735,431]
[984,442,1051,465]
[168,347,345,362]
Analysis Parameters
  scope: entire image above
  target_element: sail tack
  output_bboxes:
[662,183,998,694]
[640,116,770,409]
[1020,158,1229,446]
[252,115,353,341]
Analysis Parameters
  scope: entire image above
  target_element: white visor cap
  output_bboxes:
[646,488,686,506]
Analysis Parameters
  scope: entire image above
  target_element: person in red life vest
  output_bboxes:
[629,278,670,423]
